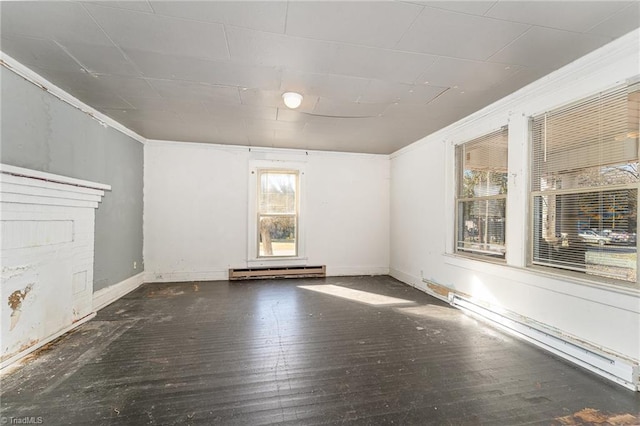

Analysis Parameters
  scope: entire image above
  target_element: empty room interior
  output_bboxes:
[1,1,640,424]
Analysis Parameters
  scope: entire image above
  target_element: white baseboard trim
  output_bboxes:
[0,312,95,372]
[145,266,389,283]
[392,269,468,305]
[144,270,229,283]
[389,268,451,302]
[93,272,145,311]
[450,294,640,391]
[327,266,389,276]
[389,268,421,288]
[391,269,640,390]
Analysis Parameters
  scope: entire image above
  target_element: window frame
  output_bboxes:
[256,168,300,259]
[527,81,639,286]
[454,127,509,261]
[247,160,307,266]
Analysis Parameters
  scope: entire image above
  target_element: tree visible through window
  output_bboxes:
[455,128,509,259]
[257,170,298,257]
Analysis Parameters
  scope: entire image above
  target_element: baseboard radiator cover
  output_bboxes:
[229,265,326,280]
[448,293,639,391]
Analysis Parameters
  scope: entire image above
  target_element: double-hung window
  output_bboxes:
[455,127,509,259]
[257,169,299,258]
[530,81,639,285]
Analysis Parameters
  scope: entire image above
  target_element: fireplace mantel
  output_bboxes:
[1,164,110,368]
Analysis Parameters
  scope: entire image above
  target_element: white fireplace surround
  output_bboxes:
[0,164,110,368]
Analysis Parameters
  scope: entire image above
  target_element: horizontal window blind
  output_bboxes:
[531,81,639,285]
[259,170,297,214]
[456,127,508,259]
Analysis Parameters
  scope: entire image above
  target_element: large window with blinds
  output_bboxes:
[456,127,509,259]
[531,81,639,285]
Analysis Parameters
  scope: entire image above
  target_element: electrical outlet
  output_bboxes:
[133,261,137,269]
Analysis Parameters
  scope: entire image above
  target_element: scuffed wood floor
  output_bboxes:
[1,276,639,425]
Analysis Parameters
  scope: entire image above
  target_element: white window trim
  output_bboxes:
[444,140,456,256]
[452,127,510,262]
[247,159,307,267]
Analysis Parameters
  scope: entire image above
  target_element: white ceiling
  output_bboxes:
[1,1,639,154]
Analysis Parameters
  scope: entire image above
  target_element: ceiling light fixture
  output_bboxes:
[282,92,303,109]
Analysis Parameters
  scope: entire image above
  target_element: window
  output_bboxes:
[257,169,299,257]
[531,81,639,285]
[455,127,509,259]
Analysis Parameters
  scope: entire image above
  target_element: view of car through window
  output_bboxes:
[578,229,637,246]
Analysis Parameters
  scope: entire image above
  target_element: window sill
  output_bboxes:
[525,264,639,295]
[453,250,506,265]
[247,257,309,268]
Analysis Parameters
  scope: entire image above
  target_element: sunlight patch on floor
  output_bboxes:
[298,285,415,306]
[395,304,464,322]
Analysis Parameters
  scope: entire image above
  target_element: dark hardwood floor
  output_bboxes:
[1,276,639,425]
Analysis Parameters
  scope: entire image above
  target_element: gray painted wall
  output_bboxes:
[1,67,143,292]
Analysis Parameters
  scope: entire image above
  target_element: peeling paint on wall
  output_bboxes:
[7,284,33,331]
[2,264,32,280]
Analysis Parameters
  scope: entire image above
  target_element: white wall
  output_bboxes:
[144,141,389,282]
[390,29,640,361]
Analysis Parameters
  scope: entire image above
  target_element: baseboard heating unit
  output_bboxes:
[448,293,639,391]
[229,265,326,281]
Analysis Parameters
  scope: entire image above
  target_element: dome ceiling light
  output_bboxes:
[282,92,303,109]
